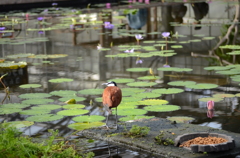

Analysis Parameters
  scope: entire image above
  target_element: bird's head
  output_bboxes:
[102,81,117,87]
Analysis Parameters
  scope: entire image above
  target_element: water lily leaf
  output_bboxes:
[126,68,149,72]
[31,104,61,110]
[0,108,22,114]
[59,97,85,102]
[72,115,105,123]
[21,99,54,104]
[2,121,34,128]
[121,88,145,93]
[126,81,157,87]
[20,109,50,115]
[122,97,143,102]
[95,97,102,102]
[137,76,161,80]
[68,122,105,131]
[202,37,215,40]
[133,92,161,98]
[144,105,180,112]
[204,66,230,71]
[18,93,52,99]
[157,67,192,72]
[215,70,240,75]
[50,90,77,97]
[29,54,68,59]
[186,83,218,89]
[118,104,137,109]
[49,78,73,83]
[107,78,135,83]
[57,109,89,116]
[198,97,223,102]
[212,93,235,98]
[138,99,169,105]
[171,45,183,49]
[62,104,85,109]
[113,109,147,116]
[0,61,27,69]
[78,89,103,95]
[119,115,154,122]
[6,53,34,59]
[167,116,194,123]
[167,81,196,86]
[26,114,64,122]
[220,45,240,49]
[19,84,42,88]
[121,91,137,97]
[188,39,201,42]
[119,101,141,107]
[152,88,184,94]
[235,93,240,97]
[227,51,240,55]
[0,103,30,109]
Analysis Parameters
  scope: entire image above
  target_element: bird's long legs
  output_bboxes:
[115,107,118,129]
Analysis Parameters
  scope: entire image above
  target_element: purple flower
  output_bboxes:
[145,0,150,4]
[124,48,134,53]
[97,44,102,50]
[72,9,76,12]
[136,59,143,64]
[163,64,170,67]
[106,3,111,8]
[135,34,143,40]
[38,31,44,34]
[104,22,114,29]
[162,32,170,38]
[37,17,44,21]
[52,3,58,6]
[0,27,5,30]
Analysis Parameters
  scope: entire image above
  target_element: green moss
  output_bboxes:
[123,125,150,138]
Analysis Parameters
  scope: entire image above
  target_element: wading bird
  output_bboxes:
[102,81,122,129]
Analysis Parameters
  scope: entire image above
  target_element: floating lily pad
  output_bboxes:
[220,45,240,49]
[62,104,85,109]
[126,68,149,72]
[0,61,27,69]
[204,66,230,71]
[119,101,141,107]
[137,76,161,80]
[198,97,223,102]
[171,45,183,49]
[57,109,89,116]
[31,104,61,110]
[107,78,135,83]
[72,115,105,123]
[6,53,34,59]
[144,105,180,112]
[113,109,147,116]
[167,116,194,123]
[2,121,34,128]
[167,81,196,86]
[21,99,54,104]
[122,91,137,97]
[215,70,240,75]
[29,54,68,59]
[68,122,105,131]
[202,37,215,40]
[49,78,73,83]
[227,51,240,55]
[78,89,103,95]
[119,115,155,122]
[26,114,64,122]
[138,99,169,105]
[50,90,77,97]
[59,97,85,102]
[121,97,143,102]
[212,93,235,98]
[126,81,157,87]
[18,93,52,99]
[121,88,145,93]
[133,92,161,99]
[0,108,22,114]
[157,67,192,72]
[20,109,50,115]
[152,88,184,94]
[19,84,42,88]
[0,103,30,109]
[186,83,218,89]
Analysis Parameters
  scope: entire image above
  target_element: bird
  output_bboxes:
[102,81,122,129]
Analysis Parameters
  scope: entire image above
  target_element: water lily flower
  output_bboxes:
[145,0,150,4]
[136,59,143,64]
[162,32,170,38]
[25,13,29,21]
[207,109,214,119]
[0,27,5,30]
[207,100,214,110]
[163,64,170,67]
[38,31,44,34]
[37,17,43,21]
[124,48,134,53]
[104,22,114,29]
[52,3,58,6]
[139,0,143,2]
[135,34,143,40]
[106,3,111,8]
[97,44,102,50]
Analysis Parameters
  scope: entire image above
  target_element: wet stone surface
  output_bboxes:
[79,118,240,158]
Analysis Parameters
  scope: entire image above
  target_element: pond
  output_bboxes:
[0,0,240,157]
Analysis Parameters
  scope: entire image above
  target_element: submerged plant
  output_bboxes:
[123,125,150,138]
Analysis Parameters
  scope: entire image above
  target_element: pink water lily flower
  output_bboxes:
[106,3,111,8]
[207,100,214,110]
[124,48,134,53]
[207,109,214,118]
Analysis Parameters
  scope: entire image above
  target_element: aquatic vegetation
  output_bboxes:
[155,131,174,146]
[123,125,150,138]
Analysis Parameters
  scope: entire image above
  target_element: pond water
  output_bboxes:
[1,0,240,157]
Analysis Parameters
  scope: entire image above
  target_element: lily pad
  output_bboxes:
[31,104,61,110]
[138,99,169,105]
[0,103,30,109]
[167,81,196,86]
[126,68,149,72]
[107,78,135,83]
[119,115,155,122]
[167,116,194,123]
[121,88,145,93]
[62,104,85,109]
[137,76,161,80]
[2,121,34,128]
[19,84,42,88]
[198,97,223,102]
[152,88,184,94]
[121,97,143,102]
[57,109,89,116]
[0,108,22,114]
[220,45,240,49]
[18,93,52,99]
[6,53,34,59]
[186,83,218,89]
[126,82,157,87]
[133,92,161,99]
[20,109,50,115]
[72,115,105,123]
[50,90,77,97]
[68,122,105,131]
[78,89,103,95]
[26,114,64,122]
[212,93,235,98]
[204,66,230,71]
[59,97,85,102]
[49,78,73,83]
[144,105,180,112]
[157,67,192,72]
[21,98,54,104]
[113,109,147,116]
